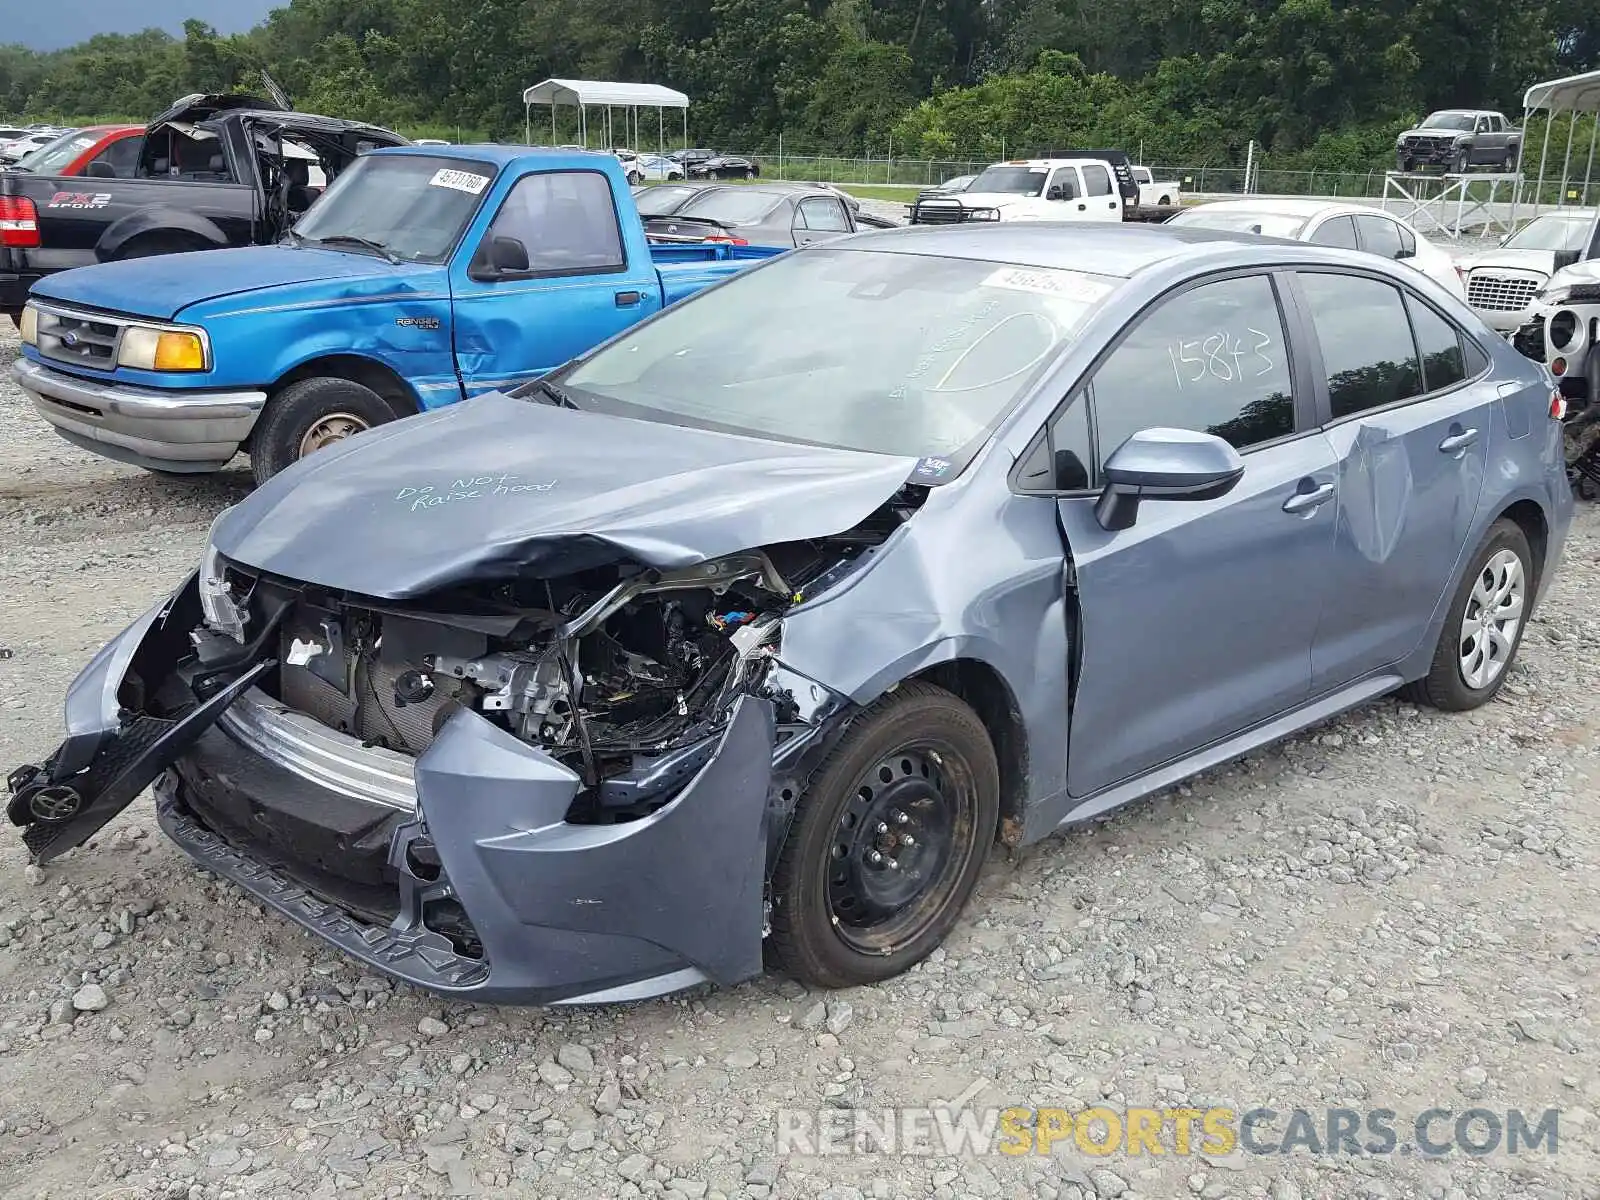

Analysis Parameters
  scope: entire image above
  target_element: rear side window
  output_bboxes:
[1355,215,1406,260]
[1309,216,1358,248]
[1298,272,1422,417]
[1090,273,1296,464]
[1082,164,1113,196]
[486,170,625,274]
[1407,295,1469,391]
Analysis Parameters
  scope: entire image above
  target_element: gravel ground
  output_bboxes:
[0,309,1597,1200]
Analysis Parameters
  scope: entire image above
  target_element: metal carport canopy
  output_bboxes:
[521,78,689,151]
[522,79,688,109]
[1518,69,1600,223]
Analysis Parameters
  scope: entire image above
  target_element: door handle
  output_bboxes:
[1282,482,1335,514]
[1438,427,1479,455]
[614,291,641,308]
[1076,202,1086,211]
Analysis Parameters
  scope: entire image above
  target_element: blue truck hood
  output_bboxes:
[213,391,921,600]
[32,245,430,322]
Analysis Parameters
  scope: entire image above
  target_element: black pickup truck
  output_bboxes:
[1,92,408,323]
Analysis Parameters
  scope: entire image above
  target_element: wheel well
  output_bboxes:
[272,356,420,420]
[1499,499,1548,591]
[910,659,1028,847]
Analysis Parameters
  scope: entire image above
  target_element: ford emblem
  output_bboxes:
[61,331,79,347]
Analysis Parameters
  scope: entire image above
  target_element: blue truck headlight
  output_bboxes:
[18,303,36,345]
[118,323,210,372]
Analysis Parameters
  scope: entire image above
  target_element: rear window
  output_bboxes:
[676,189,785,224]
[1169,209,1309,240]
[635,185,699,216]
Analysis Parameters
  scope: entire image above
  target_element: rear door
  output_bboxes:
[450,167,662,396]
[1049,271,1338,797]
[1079,162,1121,221]
[1353,213,1413,263]
[1290,269,1494,690]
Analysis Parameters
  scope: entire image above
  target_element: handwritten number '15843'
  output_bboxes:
[1167,328,1276,389]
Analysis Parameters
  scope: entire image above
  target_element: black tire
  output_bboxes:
[767,681,1000,989]
[1401,518,1534,711]
[1157,193,1172,206]
[1453,149,1470,174]
[1503,150,1518,173]
[1396,153,1412,173]
[249,376,396,486]
[745,167,757,179]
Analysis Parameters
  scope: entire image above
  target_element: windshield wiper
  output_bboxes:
[530,378,579,410]
[305,234,401,264]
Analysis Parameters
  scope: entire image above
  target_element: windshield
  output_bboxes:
[967,165,1048,196]
[1166,209,1310,239]
[1421,113,1475,131]
[1502,213,1595,252]
[13,129,97,173]
[675,188,783,223]
[635,184,699,215]
[557,248,1119,466]
[292,153,493,262]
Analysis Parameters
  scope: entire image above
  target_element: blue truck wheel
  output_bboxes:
[249,376,397,486]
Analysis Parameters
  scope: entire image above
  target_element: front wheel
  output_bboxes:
[1401,518,1533,710]
[1453,150,1471,174]
[767,681,999,988]
[248,376,396,486]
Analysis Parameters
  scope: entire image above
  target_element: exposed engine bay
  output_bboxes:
[199,496,918,823]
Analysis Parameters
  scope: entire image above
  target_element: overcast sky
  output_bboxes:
[9,0,276,51]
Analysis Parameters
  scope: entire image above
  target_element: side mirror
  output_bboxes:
[1093,428,1245,531]
[490,235,530,273]
[84,160,117,179]
[1046,185,1066,201]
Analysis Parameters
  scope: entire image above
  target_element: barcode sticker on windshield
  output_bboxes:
[981,266,1112,303]
[429,168,490,194]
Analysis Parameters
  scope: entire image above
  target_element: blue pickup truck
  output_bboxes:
[12,145,783,482]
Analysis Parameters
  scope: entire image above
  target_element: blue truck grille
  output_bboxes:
[34,304,126,370]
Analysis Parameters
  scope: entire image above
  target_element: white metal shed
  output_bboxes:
[1518,68,1600,221]
[521,78,689,152]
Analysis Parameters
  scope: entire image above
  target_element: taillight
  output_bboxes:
[703,234,748,246]
[1551,356,1567,376]
[1551,390,1567,420]
[0,195,39,248]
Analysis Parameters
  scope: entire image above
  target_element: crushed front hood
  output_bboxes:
[212,392,922,599]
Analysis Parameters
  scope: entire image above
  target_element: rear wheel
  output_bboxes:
[1401,519,1533,710]
[745,167,756,179]
[1503,150,1518,173]
[249,376,396,486]
[767,682,999,988]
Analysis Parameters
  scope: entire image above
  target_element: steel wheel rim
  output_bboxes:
[824,742,978,953]
[298,412,371,458]
[1459,547,1525,690]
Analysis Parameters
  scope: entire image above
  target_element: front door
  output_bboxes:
[1054,272,1338,797]
[1289,269,1493,690]
[450,168,661,396]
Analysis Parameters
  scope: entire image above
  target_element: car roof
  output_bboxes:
[375,144,636,171]
[1177,197,1355,218]
[835,222,1309,278]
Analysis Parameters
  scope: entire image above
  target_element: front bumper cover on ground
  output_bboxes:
[8,583,783,1005]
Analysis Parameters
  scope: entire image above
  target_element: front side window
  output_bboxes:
[560,249,1120,469]
[798,197,850,232]
[1090,274,1297,467]
[1298,272,1422,418]
[1355,214,1406,260]
[294,153,495,263]
[1082,164,1113,196]
[1048,167,1080,199]
[482,170,624,275]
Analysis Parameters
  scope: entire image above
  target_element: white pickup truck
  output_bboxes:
[907,153,1178,225]
[1131,165,1181,208]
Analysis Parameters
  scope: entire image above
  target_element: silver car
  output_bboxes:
[8,224,1573,1005]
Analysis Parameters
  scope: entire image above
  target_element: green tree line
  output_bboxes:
[2,0,1599,170]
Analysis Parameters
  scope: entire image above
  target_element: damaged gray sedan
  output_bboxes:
[8,224,1572,1004]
